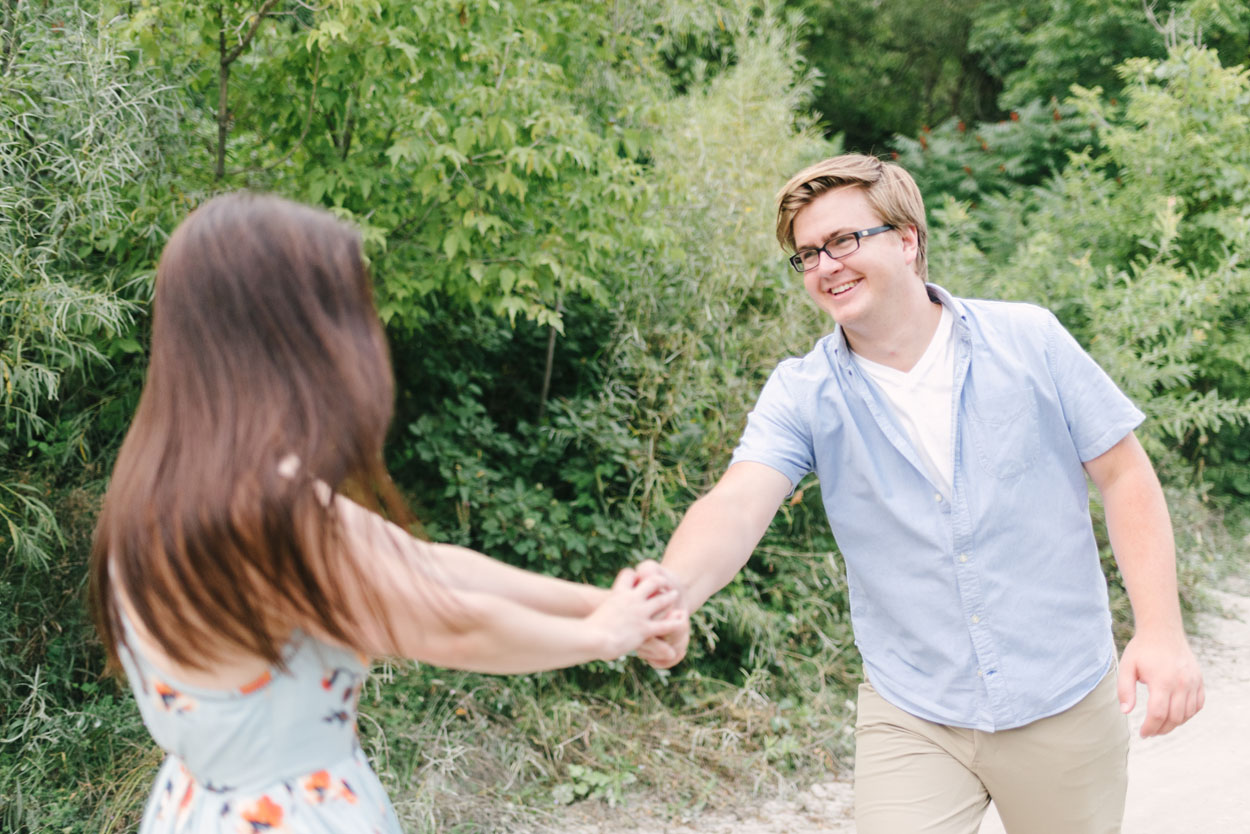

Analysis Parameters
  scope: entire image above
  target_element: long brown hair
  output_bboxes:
[90,192,418,672]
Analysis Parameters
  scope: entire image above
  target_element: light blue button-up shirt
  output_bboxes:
[730,284,1144,731]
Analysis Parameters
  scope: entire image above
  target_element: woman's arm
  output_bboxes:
[338,495,609,616]
[392,571,681,673]
[419,542,609,618]
[329,494,682,672]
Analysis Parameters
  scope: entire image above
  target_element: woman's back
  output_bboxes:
[118,612,400,833]
[89,192,684,833]
[90,193,408,831]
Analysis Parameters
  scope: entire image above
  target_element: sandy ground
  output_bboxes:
[564,575,1250,834]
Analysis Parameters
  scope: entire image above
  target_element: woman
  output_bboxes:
[90,192,683,833]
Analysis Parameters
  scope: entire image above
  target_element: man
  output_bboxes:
[638,153,1204,833]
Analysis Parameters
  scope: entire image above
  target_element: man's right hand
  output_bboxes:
[633,560,691,669]
[628,462,791,670]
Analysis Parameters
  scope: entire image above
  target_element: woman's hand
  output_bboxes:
[586,568,686,662]
[631,560,691,669]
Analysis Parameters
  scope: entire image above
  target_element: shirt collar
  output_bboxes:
[926,284,972,340]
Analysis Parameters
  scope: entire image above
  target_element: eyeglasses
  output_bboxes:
[788,225,894,273]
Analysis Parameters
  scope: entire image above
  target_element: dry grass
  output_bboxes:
[363,652,857,834]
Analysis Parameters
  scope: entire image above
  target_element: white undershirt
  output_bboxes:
[851,304,956,499]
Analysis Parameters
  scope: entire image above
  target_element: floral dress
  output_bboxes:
[118,614,401,834]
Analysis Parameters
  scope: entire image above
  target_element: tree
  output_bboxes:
[787,0,1004,151]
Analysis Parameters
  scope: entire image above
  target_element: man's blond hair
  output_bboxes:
[775,153,928,281]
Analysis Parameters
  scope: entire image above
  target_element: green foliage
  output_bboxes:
[551,762,637,807]
[0,0,185,595]
[969,0,1179,109]
[401,385,650,583]
[392,3,841,594]
[0,479,152,834]
[786,0,1004,151]
[4,0,1250,830]
[792,0,1250,153]
[602,7,833,528]
[893,97,1096,201]
[0,2,163,566]
[114,0,672,329]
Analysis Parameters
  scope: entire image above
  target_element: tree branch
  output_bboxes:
[387,200,441,242]
[228,48,321,176]
[216,3,229,180]
[339,87,355,160]
[537,299,564,423]
[222,0,281,67]
[216,0,281,180]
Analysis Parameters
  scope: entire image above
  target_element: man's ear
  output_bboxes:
[899,224,919,266]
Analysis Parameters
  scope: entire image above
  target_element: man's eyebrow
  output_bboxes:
[796,228,853,250]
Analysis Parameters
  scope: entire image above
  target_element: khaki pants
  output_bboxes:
[854,669,1129,834]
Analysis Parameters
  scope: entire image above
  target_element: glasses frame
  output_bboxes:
[788,224,895,273]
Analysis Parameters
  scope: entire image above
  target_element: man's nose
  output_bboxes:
[813,248,844,279]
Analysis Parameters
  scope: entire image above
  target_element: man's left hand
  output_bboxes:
[1117,630,1204,738]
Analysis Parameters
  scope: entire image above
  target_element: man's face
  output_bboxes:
[790,186,919,331]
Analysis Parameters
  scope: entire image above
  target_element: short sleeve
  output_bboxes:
[729,362,816,490]
[1044,311,1145,461]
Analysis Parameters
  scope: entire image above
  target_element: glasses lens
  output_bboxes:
[825,235,857,258]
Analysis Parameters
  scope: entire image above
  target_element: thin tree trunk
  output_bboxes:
[216,8,229,180]
[537,302,563,423]
[214,0,281,181]
[339,90,355,160]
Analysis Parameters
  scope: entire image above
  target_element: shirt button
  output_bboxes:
[958,553,969,563]
[977,668,984,677]
[934,493,943,502]
[971,614,981,624]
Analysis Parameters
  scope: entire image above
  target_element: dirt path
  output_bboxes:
[565,576,1250,834]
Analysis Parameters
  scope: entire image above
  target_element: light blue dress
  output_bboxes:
[118,615,402,833]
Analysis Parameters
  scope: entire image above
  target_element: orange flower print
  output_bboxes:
[153,679,197,714]
[239,670,272,695]
[301,770,359,805]
[302,770,331,804]
[175,776,195,825]
[237,794,288,833]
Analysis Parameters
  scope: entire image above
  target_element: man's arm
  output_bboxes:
[637,461,794,668]
[1083,431,1204,738]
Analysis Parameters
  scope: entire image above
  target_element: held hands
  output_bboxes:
[631,560,691,670]
[1117,628,1205,738]
[586,566,686,663]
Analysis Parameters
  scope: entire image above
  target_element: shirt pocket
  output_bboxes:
[965,388,1041,479]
